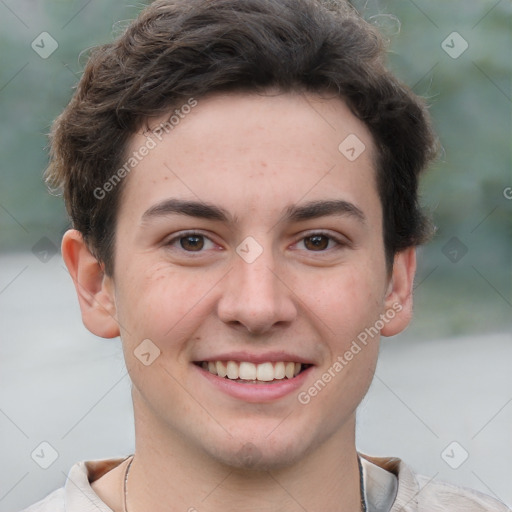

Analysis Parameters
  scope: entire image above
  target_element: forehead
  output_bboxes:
[118,91,379,224]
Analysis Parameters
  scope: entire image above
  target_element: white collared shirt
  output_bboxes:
[21,453,510,512]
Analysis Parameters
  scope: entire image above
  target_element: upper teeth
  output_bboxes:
[201,361,302,381]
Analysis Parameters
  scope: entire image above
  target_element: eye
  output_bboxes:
[303,234,330,251]
[180,234,205,251]
[296,232,345,252]
[166,232,216,252]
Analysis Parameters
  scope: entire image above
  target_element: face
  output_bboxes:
[67,91,415,471]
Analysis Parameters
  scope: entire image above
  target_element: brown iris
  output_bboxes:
[180,235,204,251]
[303,235,329,251]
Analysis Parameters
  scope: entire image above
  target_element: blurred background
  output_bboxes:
[1,0,511,510]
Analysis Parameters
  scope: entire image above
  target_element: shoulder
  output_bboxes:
[18,488,66,512]
[414,474,510,512]
[360,454,510,512]
[18,457,128,512]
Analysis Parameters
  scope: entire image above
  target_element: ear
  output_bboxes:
[61,229,120,339]
[380,247,416,337]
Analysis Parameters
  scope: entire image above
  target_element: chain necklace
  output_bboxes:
[122,454,367,512]
[122,456,133,512]
[358,455,368,512]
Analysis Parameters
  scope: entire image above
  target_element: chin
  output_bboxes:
[223,447,300,472]
[205,431,315,472]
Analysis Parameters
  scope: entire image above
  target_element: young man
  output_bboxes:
[24,0,509,510]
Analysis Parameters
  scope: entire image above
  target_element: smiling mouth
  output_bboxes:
[195,360,312,384]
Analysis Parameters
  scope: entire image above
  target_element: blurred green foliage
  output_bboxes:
[1,0,510,337]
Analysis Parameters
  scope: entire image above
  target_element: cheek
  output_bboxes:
[304,269,382,413]
[300,263,386,343]
[113,261,216,350]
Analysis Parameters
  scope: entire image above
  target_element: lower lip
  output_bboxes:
[194,364,313,403]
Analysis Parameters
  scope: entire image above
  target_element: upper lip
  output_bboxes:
[193,351,316,365]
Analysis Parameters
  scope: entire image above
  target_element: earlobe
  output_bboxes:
[61,229,120,339]
[380,247,417,337]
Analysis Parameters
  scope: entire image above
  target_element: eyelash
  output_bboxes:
[165,231,218,253]
[164,230,347,253]
[294,231,347,252]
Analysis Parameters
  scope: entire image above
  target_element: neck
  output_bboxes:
[125,399,362,512]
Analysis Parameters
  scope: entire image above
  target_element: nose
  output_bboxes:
[217,246,298,335]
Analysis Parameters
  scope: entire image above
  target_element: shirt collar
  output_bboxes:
[63,454,416,512]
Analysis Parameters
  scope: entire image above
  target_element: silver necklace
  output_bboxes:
[122,455,134,512]
[358,455,368,512]
[122,454,367,512]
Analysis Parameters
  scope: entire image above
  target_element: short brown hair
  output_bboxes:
[47,0,437,275]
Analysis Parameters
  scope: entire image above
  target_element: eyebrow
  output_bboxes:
[282,199,366,224]
[140,198,365,225]
[141,199,233,224]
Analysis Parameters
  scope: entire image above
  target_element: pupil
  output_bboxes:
[181,235,204,251]
[306,235,328,251]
